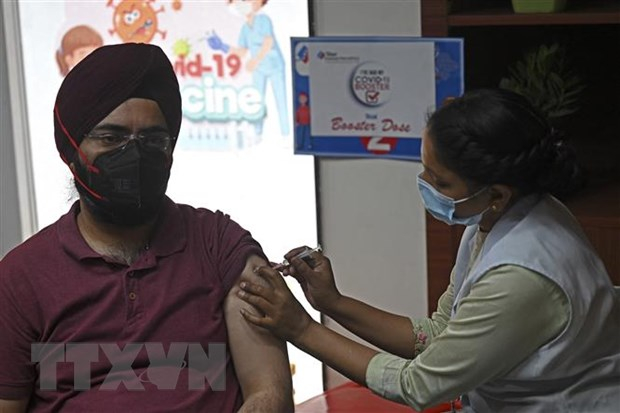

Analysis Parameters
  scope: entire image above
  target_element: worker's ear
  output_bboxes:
[488,184,515,213]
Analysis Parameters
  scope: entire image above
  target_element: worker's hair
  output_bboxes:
[426,88,585,199]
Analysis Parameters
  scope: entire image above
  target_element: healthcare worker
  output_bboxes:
[237,88,620,412]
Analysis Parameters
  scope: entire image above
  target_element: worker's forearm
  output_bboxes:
[292,319,379,385]
[324,295,416,358]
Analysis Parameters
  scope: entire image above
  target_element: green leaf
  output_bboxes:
[499,43,584,120]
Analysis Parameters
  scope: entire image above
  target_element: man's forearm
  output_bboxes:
[0,398,28,413]
[238,390,294,413]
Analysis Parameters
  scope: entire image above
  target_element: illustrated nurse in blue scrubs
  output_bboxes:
[208,0,289,137]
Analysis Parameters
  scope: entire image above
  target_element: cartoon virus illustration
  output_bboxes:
[172,38,191,58]
[107,0,168,44]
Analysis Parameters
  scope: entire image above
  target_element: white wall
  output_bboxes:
[312,0,427,388]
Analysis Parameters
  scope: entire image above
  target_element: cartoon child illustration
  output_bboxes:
[207,0,289,137]
[56,25,104,76]
[295,92,311,150]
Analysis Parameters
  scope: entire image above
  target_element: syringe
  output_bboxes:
[272,245,322,271]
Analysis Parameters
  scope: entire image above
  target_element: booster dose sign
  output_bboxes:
[292,37,464,159]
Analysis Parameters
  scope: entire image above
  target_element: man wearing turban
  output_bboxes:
[0,43,293,412]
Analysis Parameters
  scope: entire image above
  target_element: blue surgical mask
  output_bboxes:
[417,173,489,226]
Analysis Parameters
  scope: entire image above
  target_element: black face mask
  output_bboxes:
[74,141,171,227]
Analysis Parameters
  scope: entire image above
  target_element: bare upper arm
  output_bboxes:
[0,398,28,413]
[224,254,293,411]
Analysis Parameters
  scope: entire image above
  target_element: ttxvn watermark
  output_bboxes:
[31,342,227,391]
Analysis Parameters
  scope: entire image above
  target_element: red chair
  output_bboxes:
[295,381,460,413]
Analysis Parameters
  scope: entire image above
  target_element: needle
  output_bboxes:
[272,245,322,271]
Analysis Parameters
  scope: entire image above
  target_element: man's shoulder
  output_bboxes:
[173,201,213,215]
[173,201,239,228]
[3,220,59,258]
[0,220,61,282]
[169,201,254,245]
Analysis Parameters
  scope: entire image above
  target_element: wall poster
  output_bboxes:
[292,36,464,160]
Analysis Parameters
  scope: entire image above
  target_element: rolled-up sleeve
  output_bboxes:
[366,353,417,405]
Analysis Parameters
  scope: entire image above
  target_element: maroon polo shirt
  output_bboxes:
[0,197,266,412]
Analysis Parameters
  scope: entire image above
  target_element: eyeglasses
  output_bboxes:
[83,131,174,151]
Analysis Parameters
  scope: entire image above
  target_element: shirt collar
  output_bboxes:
[481,193,542,257]
[57,201,101,260]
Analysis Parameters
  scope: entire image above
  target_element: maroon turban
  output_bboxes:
[54,43,182,166]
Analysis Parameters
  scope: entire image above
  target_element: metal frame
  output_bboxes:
[1,1,38,239]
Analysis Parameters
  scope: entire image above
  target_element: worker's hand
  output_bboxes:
[280,246,342,314]
[238,266,312,343]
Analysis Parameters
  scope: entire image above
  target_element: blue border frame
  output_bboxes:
[291,36,464,161]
